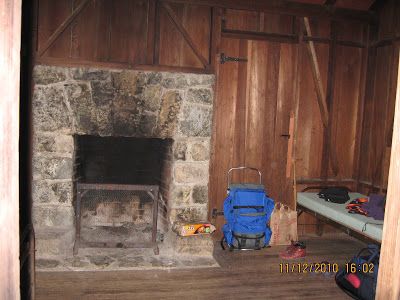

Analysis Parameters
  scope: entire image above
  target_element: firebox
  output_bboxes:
[73,135,172,255]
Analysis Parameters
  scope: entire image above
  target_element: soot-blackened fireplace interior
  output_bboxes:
[73,135,172,255]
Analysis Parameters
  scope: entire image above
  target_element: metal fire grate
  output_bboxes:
[73,183,159,255]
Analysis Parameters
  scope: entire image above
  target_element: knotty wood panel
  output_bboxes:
[0,0,21,298]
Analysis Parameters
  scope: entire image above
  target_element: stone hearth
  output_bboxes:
[32,65,216,270]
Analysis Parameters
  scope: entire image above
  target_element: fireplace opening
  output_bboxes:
[73,135,172,254]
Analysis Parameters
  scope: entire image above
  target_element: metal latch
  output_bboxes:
[220,53,248,64]
[211,208,224,219]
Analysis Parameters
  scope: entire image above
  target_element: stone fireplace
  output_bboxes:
[32,65,215,269]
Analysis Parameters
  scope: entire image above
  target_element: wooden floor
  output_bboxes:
[35,235,364,299]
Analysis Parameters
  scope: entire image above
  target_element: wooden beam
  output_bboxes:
[303,36,366,48]
[303,17,329,128]
[221,29,298,44]
[376,49,400,300]
[161,0,377,23]
[162,2,209,68]
[38,0,91,57]
[0,0,21,299]
[35,56,213,74]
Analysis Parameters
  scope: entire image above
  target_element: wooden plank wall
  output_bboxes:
[33,0,373,235]
[357,0,400,194]
[35,0,213,72]
[0,0,21,298]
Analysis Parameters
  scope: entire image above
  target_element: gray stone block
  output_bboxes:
[91,81,115,106]
[113,94,140,110]
[156,90,182,138]
[33,85,72,132]
[33,134,74,154]
[32,180,73,204]
[33,156,73,180]
[188,74,215,86]
[142,85,162,111]
[36,259,61,268]
[192,185,208,204]
[64,82,97,134]
[172,232,214,256]
[170,206,208,223]
[146,72,162,85]
[172,185,192,206]
[174,163,208,184]
[34,66,67,85]
[186,88,213,105]
[173,141,187,160]
[138,113,157,137]
[188,140,210,161]
[112,71,141,96]
[161,74,190,89]
[32,205,75,228]
[178,104,212,137]
[112,109,141,136]
[71,68,110,81]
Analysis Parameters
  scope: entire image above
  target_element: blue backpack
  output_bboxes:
[222,185,275,250]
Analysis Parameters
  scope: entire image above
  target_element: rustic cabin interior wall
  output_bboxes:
[357,0,400,195]
[32,0,394,236]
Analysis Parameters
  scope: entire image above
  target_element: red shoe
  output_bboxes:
[279,241,306,259]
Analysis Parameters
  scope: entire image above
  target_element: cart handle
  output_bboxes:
[227,166,262,187]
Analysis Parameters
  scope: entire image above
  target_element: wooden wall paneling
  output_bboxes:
[158,3,182,66]
[357,27,377,190]
[231,39,249,184]
[39,0,92,57]
[321,20,337,179]
[209,7,222,71]
[159,3,210,68]
[303,17,330,129]
[162,0,377,23]
[261,13,294,35]
[0,0,21,298]
[370,46,393,189]
[260,42,280,199]
[352,24,369,183]
[375,48,400,300]
[224,9,259,32]
[70,0,102,60]
[209,37,240,236]
[146,0,157,65]
[162,3,209,68]
[380,44,400,190]
[295,41,328,234]
[243,41,268,184]
[331,45,362,178]
[108,0,148,64]
[274,43,297,208]
[335,20,365,43]
[37,0,72,58]
[295,42,328,180]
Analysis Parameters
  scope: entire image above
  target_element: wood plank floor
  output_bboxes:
[36,235,364,299]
